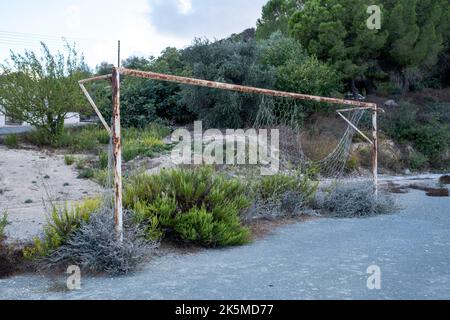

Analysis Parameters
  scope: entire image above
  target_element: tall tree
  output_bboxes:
[289,0,388,94]
[384,0,450,90]
[256,0,304,39]
[0,43,89,142]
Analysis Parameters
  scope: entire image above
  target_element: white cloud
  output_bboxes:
[177,0,193,15]
[73,0,190,67]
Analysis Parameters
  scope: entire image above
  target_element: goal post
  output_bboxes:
[79,67,380,239]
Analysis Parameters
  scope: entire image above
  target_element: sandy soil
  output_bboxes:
[0,146,102,242]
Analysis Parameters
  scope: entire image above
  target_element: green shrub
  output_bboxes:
[122,126,171,162]
[409,150,428,171]
[75,157,88,170]
[78,168,95,179]
[255,172,318,204]
[24,198,101,259]
[64,155,76,166]
[346,155,360,172]
[0,212,8,239]
[4,135,18,149]
[124,167,251,247]
[98,151,109,169]
[383,102,450,167]
[93,169,110,187]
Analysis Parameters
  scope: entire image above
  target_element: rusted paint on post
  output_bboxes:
[372,104,379,195]
[112,67,123,242]
[119,68,377,109]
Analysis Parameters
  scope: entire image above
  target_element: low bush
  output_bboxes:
[247,171,319,220]
[98,151,109,169]
[4,135,18,149]
[93,168,110,187]
[77,168,95,179]
[124,167,252,247]
[42,208,157,275]
[64,155,76,166]
[0,212,9,239]
[24,198,101,259]
[122,126,171,162]
[346,155,360,172]
[409,150,428,171]
[315,182,397,218]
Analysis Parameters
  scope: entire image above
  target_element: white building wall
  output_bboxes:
[0,106,5,127]
[0,108,80,127]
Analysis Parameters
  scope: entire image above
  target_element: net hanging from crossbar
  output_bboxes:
[254,96,367,178]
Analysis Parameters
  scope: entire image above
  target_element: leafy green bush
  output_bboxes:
[24,198,101,259]
[4,135,18,149]
[124,167,251,247]
[383,101,450,167]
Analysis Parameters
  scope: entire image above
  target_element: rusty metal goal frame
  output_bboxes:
[79,67,379,240]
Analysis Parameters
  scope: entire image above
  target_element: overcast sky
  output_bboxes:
[0,0,267,68]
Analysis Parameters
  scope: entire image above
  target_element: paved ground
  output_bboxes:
[0,146,102,241]
[0,178,449,300]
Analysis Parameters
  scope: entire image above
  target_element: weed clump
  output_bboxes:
[64,155,76,166]
[247,171,319,220]
[24,198,101,259]
[315,181,397,218]
[42,209,157,275]
[4,135,18,149]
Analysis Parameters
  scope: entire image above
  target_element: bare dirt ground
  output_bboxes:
[0,146,102,242]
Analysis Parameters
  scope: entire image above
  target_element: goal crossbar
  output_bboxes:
[119,68,377,110]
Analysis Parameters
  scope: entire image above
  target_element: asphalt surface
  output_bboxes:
[1,179,449,300]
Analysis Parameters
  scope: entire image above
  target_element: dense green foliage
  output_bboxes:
[0,43,90,143]
[382,101,450,167]
[124,167,252,247]
[289,0,387,92]
[93,48,192,128]
[180,37,276,128]
[287,0,450,92]
[256,0,303,39]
